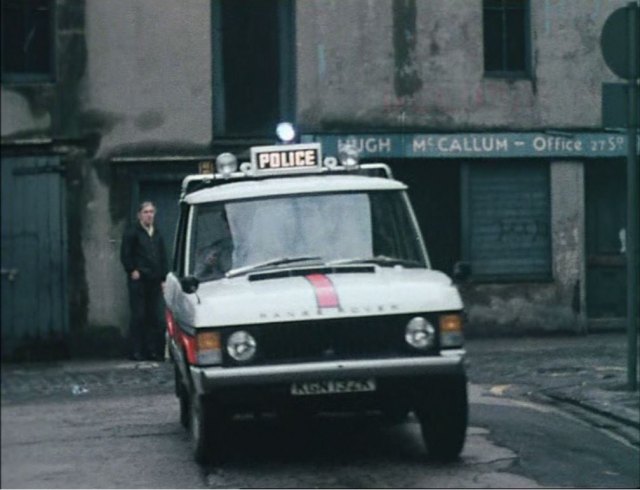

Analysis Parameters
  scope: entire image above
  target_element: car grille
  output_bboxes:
[220,314,438,366]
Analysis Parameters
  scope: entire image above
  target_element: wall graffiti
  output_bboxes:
[498,219,549,243]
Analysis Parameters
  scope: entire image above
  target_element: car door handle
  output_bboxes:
[0,268,19,281]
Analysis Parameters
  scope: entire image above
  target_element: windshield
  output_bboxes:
[188,191,426,280]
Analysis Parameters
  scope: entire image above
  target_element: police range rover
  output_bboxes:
[164,123,468,464]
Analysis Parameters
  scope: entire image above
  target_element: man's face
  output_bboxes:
[139,206,156,227]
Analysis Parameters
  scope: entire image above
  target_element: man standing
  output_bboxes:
[120,201,168,361]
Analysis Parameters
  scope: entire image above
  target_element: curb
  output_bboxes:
[544,392,640,430]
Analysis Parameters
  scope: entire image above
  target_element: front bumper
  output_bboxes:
[189,351,465,395]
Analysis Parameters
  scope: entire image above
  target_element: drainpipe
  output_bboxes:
[626,1,639,391]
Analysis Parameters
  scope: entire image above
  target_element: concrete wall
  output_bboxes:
[0,90,52,137]
[79,0,212,335]
[296,0,628,130]
[81,0,212,157]
[550,161,586,330]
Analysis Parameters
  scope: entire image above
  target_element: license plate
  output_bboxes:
[291,378,376,396]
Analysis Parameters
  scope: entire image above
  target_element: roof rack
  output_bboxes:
[179,139,394,199]
[180,162,393,200]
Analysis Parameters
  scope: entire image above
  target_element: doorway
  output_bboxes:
[585,158,626,319]
[1,156,68,358]
[388,159,461,275]
[135,180,183,262]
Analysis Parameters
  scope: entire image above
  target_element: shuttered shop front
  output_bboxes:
[462,161,551,281]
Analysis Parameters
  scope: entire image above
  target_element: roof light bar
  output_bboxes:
[276,122,296,144]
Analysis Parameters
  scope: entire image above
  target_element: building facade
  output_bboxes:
[1,0,634,358]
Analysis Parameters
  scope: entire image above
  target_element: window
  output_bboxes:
[1,0,54,82]
[188,191,427,280]
[482,0,529,76]
[462,161,551,281]
[213,0,294,136]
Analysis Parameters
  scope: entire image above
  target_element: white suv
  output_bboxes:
[164,137,468,464]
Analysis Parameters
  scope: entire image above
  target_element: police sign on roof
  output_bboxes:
[250,143,322,175]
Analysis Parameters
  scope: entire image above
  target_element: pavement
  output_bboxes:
[465,332,640,447]
[1,331,638,446]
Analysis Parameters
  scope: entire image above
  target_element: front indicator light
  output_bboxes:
[405,317,436,350]
[227,331,257,362]
[439,314,464,347]
[196,331,222,365]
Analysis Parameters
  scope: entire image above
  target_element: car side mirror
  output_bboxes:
[453,261,471,282]
[180,276,200,294]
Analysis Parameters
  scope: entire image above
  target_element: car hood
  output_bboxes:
[164,266,463,328]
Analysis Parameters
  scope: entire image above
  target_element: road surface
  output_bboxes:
[2,368,637,488]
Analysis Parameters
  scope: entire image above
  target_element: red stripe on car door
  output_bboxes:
[305,273,340,309]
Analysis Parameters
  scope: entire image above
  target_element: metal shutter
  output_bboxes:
[462,161,551,281]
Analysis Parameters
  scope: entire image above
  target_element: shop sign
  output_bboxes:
[303,133,640,159]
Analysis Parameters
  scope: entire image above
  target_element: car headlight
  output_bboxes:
[405,317,435,350]
[227,330,257,362]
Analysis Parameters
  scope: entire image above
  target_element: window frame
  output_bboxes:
[1,0,56,84]
[211,0,295,137]
[173,203,190,276]
[482,0,532,79]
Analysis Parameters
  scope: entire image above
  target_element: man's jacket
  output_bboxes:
[120,222,168,281]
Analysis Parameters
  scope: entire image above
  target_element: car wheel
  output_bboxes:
[174,366,189,428]
[190,393,211,464]
[179,389,190,429]
[415,373,468,462]
[173,365,182,397]
[190,393,224,464]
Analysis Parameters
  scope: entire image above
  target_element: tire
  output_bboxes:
[190,393,224,464]
[174,366,189,429]
[415,374,468,462]
[174,365,181,398]
[179,390,190,429]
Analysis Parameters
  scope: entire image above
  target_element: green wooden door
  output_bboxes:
[585,159,627,318]
[1,156,68,358]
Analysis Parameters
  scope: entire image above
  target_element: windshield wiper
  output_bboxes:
[328,255,422,268]
[226,256,324,278]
